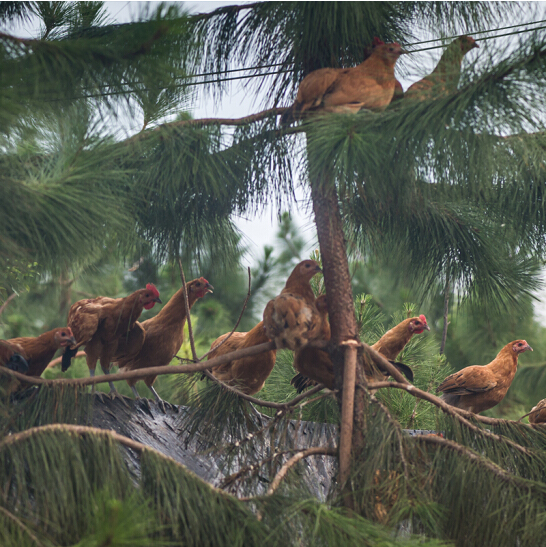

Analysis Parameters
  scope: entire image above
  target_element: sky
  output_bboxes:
[9,1,546,321]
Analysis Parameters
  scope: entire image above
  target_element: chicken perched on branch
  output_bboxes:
[114,278,213,410]
[63,284,162,395]
[528,399,546,424]
[290,311,423,393]
[0,340,28,374]
[263,260,323,351]
[436,340,532,414]
[281,40,404,123]
[208,321,276,395]
[405,35,478,101]
[8,328,76,378]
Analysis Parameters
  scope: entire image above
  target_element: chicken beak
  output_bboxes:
[67,336,77,347]
[527,344,533,352]
[205,283,214,294]
[424,324,431,331]
[473,42,480,49]
[154,297,162,304]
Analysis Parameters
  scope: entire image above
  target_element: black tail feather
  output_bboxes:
[6,353,28,374]
[62,347,78,372]
[290,373,317,394]
[390,360,414,383]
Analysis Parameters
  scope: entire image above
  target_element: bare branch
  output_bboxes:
[266,447,338,496]
[363,342,410,385]
[0,292,17,317]
[441,275,450,355]
[200,267,252,361]
[339,340,358,486]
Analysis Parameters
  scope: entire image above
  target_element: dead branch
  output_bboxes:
[177,259,197,362]
[0,292,17,317]
[339,340,358,485]
[362,342,409,385]
[266,447,338,496]
[200,267,252,361]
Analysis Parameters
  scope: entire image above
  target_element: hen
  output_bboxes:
[405,35,478,101]
[436,339,532,414]
[9,328,76,377]
[208,320,276,395]
[63,284,161,395]
[114,277,213,410]
[282,41,404,123]
[528,399,546,424]
[0,340,29,374]
[263,259,323,351]
[290,308,421,392]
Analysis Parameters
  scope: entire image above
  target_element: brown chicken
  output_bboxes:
[208,321,276,395]
[63,284,162,395]
[263,260,323,351]
[8,328,77,378]
[436,339,532,414]
[405,35,478,101]
[282,41,404,123]
[0,340,29,374]
[528,399,546,424]
[290,308,421,393]
[114,277,213,410]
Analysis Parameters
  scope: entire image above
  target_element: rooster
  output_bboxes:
[290,313,424,393]
[114,277,213,411]
[405,35,478,101]
[281,40,404,123]
[0,340,29,374]
[8,328,76,377]
[263,260,323,351]
[63,284,161,396]
[436,339,532,414]
[208,321,276,395]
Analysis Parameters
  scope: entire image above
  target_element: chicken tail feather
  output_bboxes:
[391,361,414,383]
[61,346,78,372]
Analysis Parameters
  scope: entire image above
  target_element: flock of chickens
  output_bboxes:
[0,258,539,423]
[0,35,543,422]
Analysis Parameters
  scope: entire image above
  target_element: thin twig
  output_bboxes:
[0,505,44,547]
[177,259,197,362]
[0,292,17,317]
[200,267,252,361]
[367,381,534,457]
[265,447,338,496]
[440,275,450,355]
[415,435,542,490]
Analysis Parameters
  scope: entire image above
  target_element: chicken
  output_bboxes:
[371,315,430,361]
[290,312,424,393]
[282,40,404,123]
[291,295,333,390]
[436,339,532,414]
[63,284,162,395]
[8,328,77,377]
[208,321,276,395]
[528,399,546,424]
[114,277,213,409]
[405,35,478,101]
[263,259,323,350]
[0,340,29,374]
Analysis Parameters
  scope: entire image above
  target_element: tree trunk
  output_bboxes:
[310,170,366,504]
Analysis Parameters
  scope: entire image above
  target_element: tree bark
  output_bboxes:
[310,170,365,505]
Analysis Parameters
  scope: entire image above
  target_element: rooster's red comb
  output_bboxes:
[373,37,385,46]
[146,283,160,297]
[419,314,427,323]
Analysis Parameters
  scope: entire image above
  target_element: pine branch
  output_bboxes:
[0,505,44,547]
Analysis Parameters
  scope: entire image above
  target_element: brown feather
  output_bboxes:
[436,339,532,414]
[208,321,276,395]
